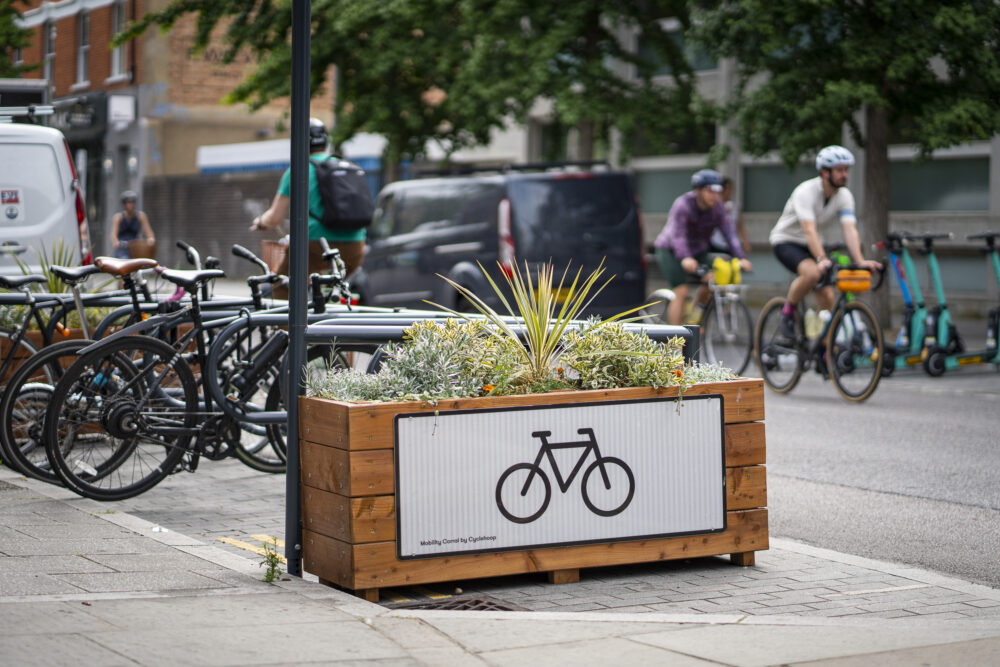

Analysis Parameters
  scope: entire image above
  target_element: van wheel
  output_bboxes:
[456,294,478,314]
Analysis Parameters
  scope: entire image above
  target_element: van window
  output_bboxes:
[0,143,65,226]
[393,181,501,234]
[507,175,632,235]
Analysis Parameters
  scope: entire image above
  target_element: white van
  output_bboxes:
[0,123,91,274]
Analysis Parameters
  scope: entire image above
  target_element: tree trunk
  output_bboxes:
[862,103,891,326]
[577,120,595,162]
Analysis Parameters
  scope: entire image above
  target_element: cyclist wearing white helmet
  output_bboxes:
[654,169,752,324]
[769,145,881,338]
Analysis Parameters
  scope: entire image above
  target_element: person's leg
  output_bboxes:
[816,285,836,312]
[333,241,366,277]
[668,284,690,325]
[654,247,691,325]
[774,243,819,338]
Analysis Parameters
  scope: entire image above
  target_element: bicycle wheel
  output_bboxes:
[0,339,92,483]
[44,335,198,501]
[754,297,804,393]
[581,457,635,517]
[701,293,753,375]
[495,463,551,524]
[827,301,884,402]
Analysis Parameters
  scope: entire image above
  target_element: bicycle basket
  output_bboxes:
[712,256,741,285]
[837,269,871,292]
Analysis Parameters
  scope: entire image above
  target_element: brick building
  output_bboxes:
[14,0,334,258]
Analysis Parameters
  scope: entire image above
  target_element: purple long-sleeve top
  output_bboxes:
[653,191,745,260]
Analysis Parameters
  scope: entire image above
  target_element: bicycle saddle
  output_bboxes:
[158,267,226,293]
[0,274,46,290]
[903,232,953,241]
[48,264,101,284]
[95,256,159,276]
[968,231,1000,241]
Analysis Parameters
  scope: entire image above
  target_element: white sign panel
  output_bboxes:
[395,395,725,559]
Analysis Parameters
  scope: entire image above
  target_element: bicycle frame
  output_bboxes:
[520,428,605,495]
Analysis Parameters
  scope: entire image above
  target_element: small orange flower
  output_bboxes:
[673,369,683,379]
[482,384,495,394]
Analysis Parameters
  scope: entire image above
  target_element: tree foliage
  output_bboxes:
[0,1,37,77]
[117,0,706,164]
[694,0,1000,168]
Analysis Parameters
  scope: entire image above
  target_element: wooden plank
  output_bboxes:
[725,423,766,467]
[725,466,767,511]
[301,441,394,496]
[303,508,768,590]
[302,487,396,543]
[304,465,764,544]
[730,552,755,566]
[300,379,765,452]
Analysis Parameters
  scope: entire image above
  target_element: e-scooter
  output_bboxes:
[877,232,928,376]
[915,231,1000,376]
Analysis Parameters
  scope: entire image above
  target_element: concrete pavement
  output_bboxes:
[3,466,1000,666]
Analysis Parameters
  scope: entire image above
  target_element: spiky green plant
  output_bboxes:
[14,239,78,294]
[431,260,649,385]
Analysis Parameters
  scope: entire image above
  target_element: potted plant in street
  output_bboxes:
[299,261,767,601]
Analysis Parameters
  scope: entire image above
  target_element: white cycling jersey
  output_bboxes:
[769,176,857,246]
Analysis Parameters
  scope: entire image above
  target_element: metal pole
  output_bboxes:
[285,0,311,577]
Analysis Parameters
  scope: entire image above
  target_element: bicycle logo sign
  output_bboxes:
[495,427,635,524]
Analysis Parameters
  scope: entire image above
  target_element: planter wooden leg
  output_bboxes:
[730,551,755,567]
[357,588,380,602]
[548,568,580,584]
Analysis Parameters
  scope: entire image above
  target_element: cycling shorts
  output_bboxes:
[773,242,833,288]
[654,247,712,287]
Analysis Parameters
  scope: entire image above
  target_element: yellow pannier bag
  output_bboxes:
[837,269,871,292]
[712,256,741,285]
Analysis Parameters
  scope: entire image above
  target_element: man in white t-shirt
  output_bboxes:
[769,145,881,338]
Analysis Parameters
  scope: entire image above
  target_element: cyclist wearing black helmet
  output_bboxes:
[251,118,366,298]
[110,190,155,259]
[770,145,881,338]
[653,169,752,324]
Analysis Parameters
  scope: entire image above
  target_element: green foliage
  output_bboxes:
[259,538,283,583]
[114,0,702,163]
[562,321,685,390]
[14,239,79,295]
[433,260,648,385]
[0,2,37,77]
[693,1,1000,168]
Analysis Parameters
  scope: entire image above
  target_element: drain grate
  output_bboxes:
[391,596,520,611]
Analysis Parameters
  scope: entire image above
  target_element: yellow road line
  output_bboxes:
[250,534,285,548]
[381,591,412,603]
[217,537,287,563]
[409,585,451,600]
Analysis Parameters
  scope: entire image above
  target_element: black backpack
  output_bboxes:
[310,156,374,231]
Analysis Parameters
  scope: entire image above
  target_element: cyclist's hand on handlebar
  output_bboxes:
[738,258,753,273]
[817,257,833,273]
[860,258,883,272]
[681,257,699,274]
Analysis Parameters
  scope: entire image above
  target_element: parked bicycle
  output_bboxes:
[641,253,753,375]
[754,262,886,402]
[495,428,635,524]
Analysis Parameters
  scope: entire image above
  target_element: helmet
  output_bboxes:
[815,145,855,171]
[691,169,723,191]
[121,190,137,203]
[308,118,328,150]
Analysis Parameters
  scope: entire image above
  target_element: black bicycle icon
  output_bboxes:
[495,428,635,524]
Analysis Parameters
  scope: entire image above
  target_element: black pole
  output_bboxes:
[284,0,310,577]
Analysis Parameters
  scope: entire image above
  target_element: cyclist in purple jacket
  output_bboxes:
[653,169,752,324]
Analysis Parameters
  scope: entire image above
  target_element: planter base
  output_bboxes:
[300,380,768,601]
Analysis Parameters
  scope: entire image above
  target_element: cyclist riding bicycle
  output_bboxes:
[770,145,881,339]
[653,169,752,325]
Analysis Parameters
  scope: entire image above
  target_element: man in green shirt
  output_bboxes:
[251,118,366,299]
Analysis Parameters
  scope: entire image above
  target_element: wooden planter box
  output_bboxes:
[299,379,767,602]
[1,329,86,382]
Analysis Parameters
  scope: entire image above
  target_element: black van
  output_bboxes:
[353,167,647,316]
